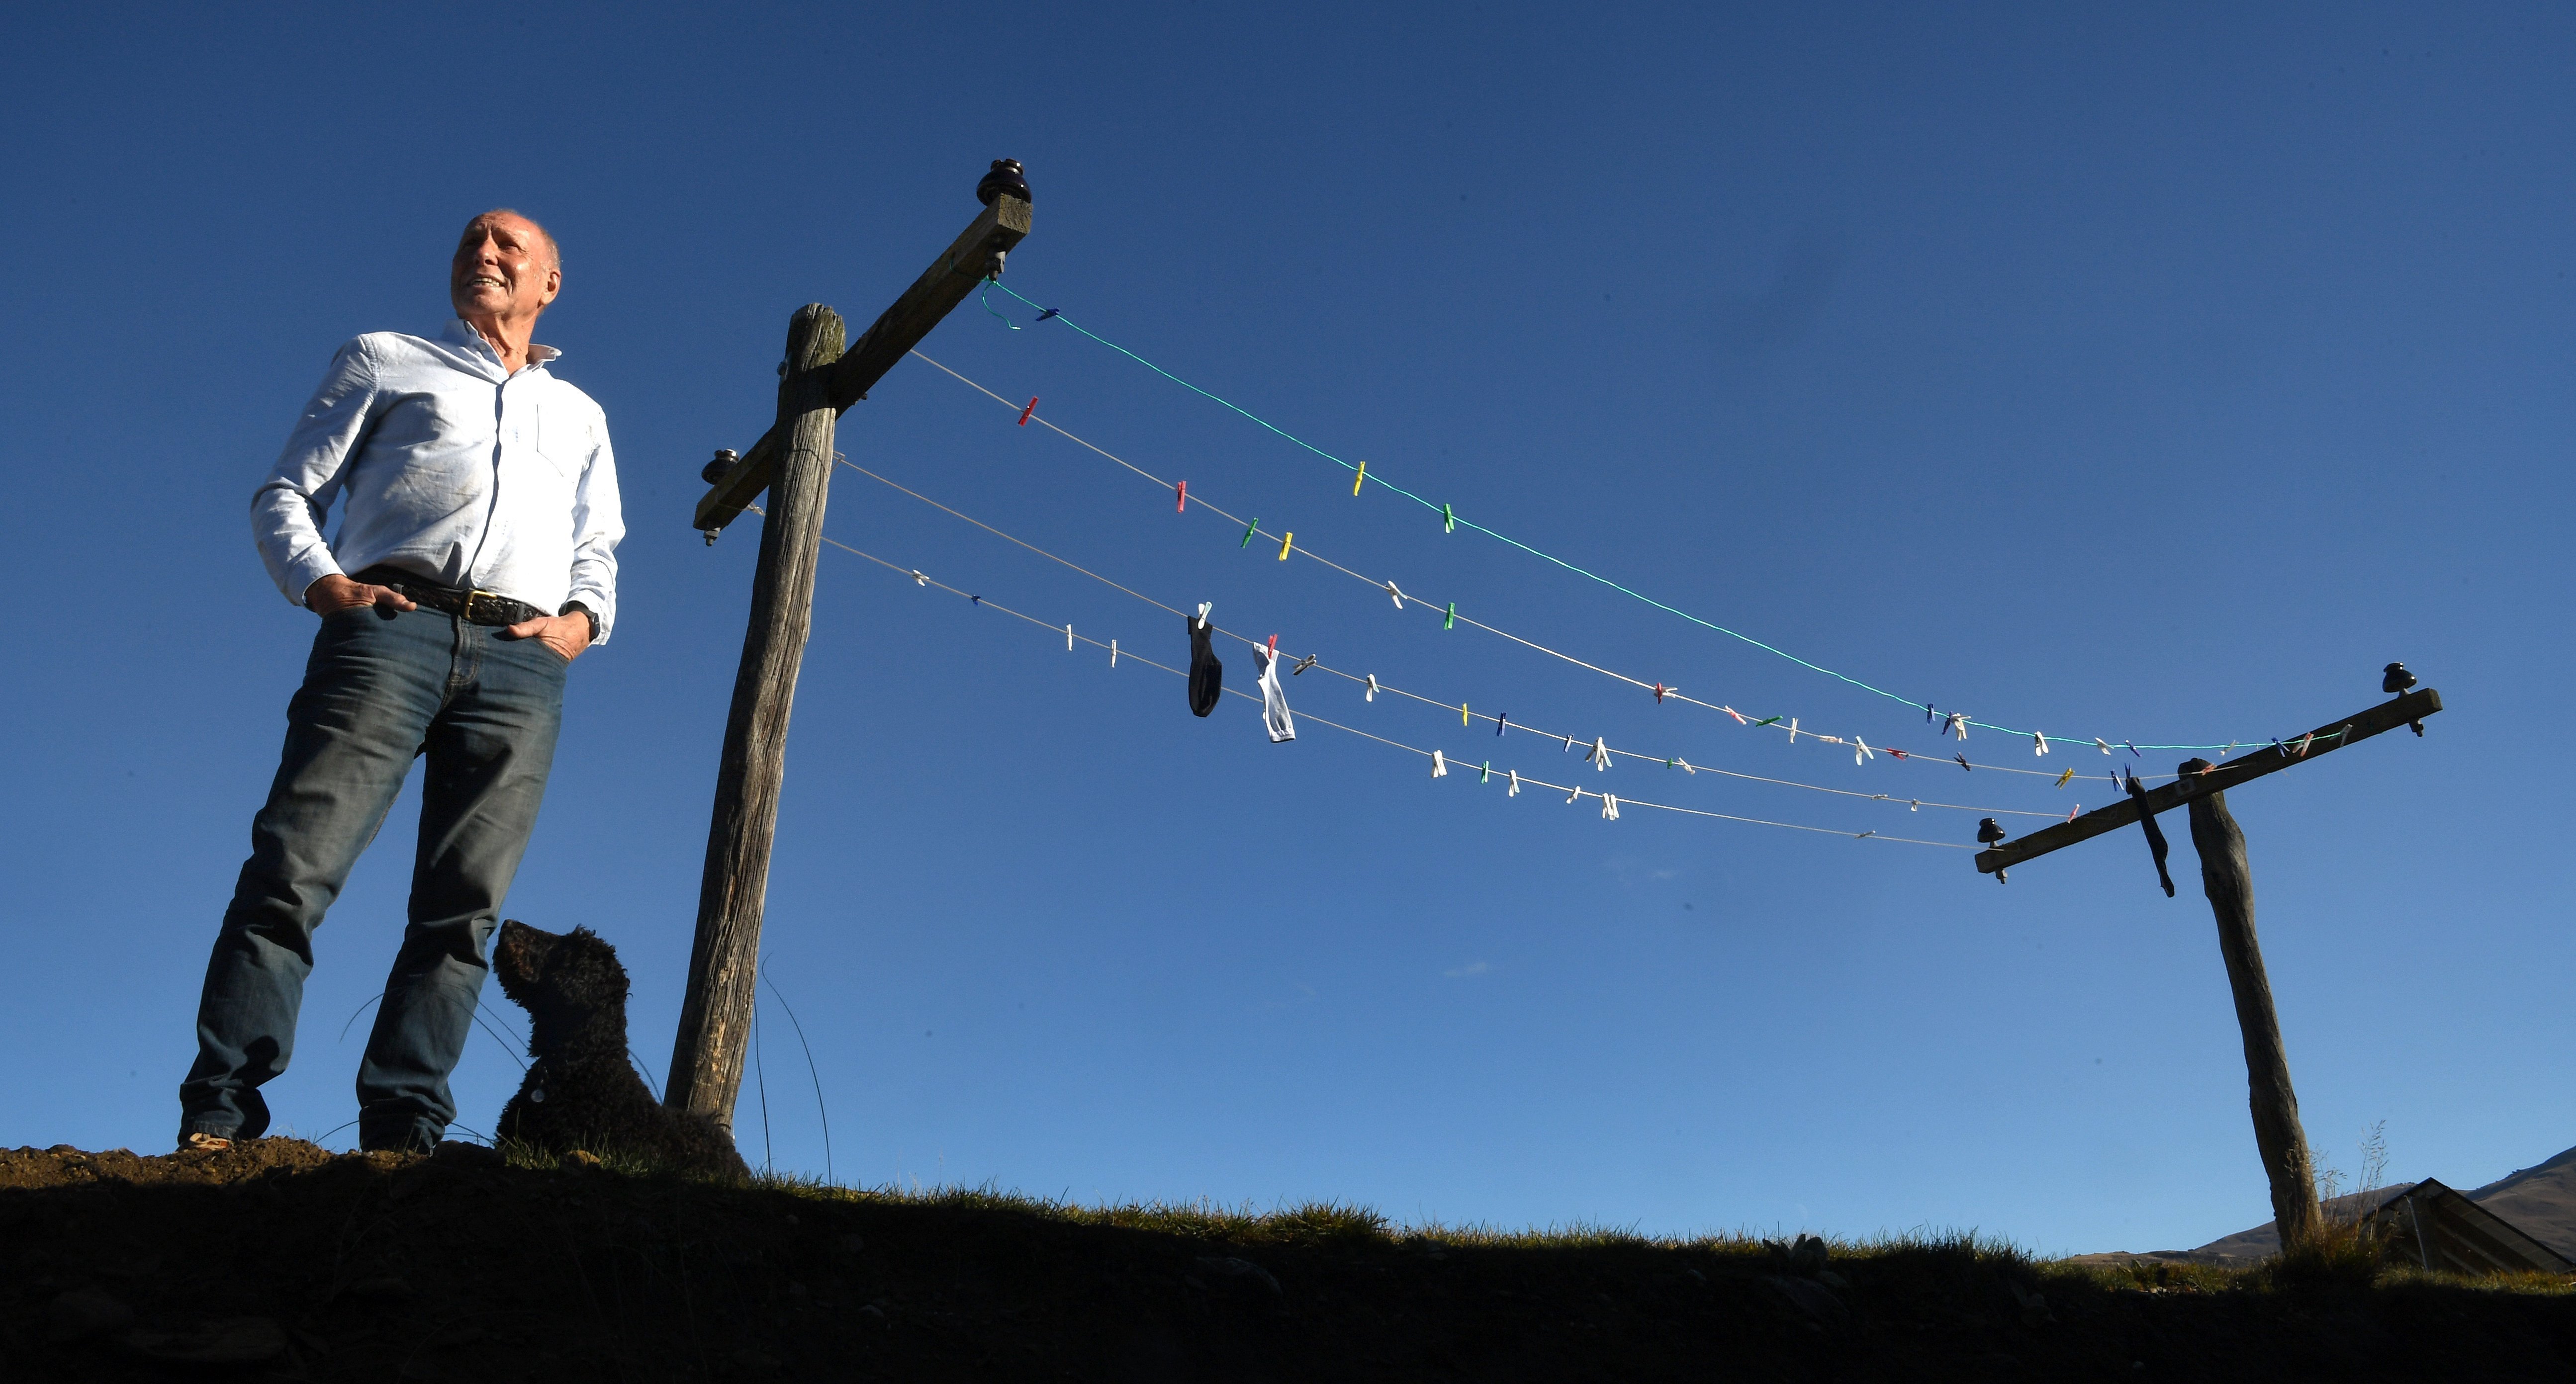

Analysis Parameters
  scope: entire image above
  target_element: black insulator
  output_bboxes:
[977,159,1031,207]
[2383,662,2418,695]
[1976,817,2007,847]
[702,448,739,485]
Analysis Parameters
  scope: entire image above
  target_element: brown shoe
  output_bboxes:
[179,1132,233,1153]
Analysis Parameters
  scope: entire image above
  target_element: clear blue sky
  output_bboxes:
[3,3,2567,1255]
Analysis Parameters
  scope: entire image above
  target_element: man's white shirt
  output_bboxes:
[252,319,625,640]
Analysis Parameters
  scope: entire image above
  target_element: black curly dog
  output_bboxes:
[493,920,749,1178]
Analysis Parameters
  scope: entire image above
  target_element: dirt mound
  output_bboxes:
[4,1140,2574,1381]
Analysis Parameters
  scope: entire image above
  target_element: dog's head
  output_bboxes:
[494,920,630,1032]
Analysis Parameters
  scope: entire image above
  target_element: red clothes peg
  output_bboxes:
[1017,397,1038,426]
[1175,480,1187,513]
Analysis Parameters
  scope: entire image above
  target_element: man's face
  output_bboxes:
[450,214,559,323]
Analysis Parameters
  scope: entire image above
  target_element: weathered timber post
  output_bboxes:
[2178,762,2323,1251]
[666,303,847,1127]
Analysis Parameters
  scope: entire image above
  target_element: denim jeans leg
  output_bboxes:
[356,622,565,1151]
[181,607,448,1141]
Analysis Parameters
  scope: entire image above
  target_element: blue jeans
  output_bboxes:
[182,605,567,1151]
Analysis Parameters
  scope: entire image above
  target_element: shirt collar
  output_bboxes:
[442,316,562,368]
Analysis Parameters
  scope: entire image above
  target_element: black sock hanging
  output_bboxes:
[1186,613,1222,717]
[2125,773,2176,898]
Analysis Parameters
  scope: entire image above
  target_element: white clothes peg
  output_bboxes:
[912,570,927,586]
[1600,793,1620,821]
[1507,769,1521,797]
[1431,749,1448,778]
[1065,623,1074,652]
[1385,581,1405,610]
[1195,601,1212,630]
[2095,738,2113,755]
[1589,737,1612,771]
[2032,731,2049,757]
[1675,758,1695,775]
[1365,674,1379,703]
[1109,639,1119,668]
[1565,782,1582,804]
[1853,736,1873,766]
[1787,718,1800,744]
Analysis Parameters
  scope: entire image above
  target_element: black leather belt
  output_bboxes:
[351,566,544,627]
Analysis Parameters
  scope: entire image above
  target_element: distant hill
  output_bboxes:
[2078,1144,2576,1266]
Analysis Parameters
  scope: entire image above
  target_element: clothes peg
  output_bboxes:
[1945,712,1969,741]
[1590,737,1612,771]
[1480,761,1492,784]
[1461,701,1471,728]
[1365,674,1379,702]
[1291,654,1316,676]
[970,595,982,605]
[1724,706,1747,724]
[1752,716,1781,728]
[1565,782,1582,804]
[2095,738,2112,755]
[1065,623,1074,651]
[1652,682,1670,704]
[1353,461,1366,497]
[1444,602,1457,631]
[2125,741,2139,757]
[1240,518,1260,548]
[1601,793,1620,821]
[2032,731,2049,757]
[1495,712,1508,737]
[1855,831,1875,840]
[2293,731,2315,759]
[2054,767,2074,788]
[1265,634,1278,661]
[1562,732,1575,752]
[1385,581,1405,610]
[1278,532,1294,561]
[1507,769,1521,797]
[1442,503,1456,534]
[1109,639,1119,668]
[1676,758,1695,775]
[1955,754,1971,772]
[1820,735,1843,746]
[1431,750,1448,778]
[1925,703,1936,724]
[912,570,927,586]
[1853,736,1873,766]
[1175,481,1187,513]
[1909,800,1920,812]
[1196,601,1212,629]
[2065,804,2079,823]
[1887,748,1910,760]
[1786,719,1800,744]
[1034,306,1059,322]
[1017,397,1038,426]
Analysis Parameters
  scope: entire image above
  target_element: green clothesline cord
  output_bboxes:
[984,276,2251,753]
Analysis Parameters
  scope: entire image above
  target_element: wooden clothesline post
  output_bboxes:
[1974,686,2443,1250]
[663,163,1034,1131]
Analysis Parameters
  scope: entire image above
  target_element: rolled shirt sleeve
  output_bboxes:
[251,337,382,606]
[563,409,625,643]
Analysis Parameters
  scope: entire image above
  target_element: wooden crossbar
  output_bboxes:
[694,194,1033,533]
[1973,687,2442,874]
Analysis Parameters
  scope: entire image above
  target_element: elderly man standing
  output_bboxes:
[180,210,623,1154]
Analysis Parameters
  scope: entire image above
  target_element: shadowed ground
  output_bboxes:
[3,1140,2572,1381]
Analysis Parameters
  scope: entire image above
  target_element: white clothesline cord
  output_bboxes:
[908,348,2185,784]
[815,532,1973,850]
[831,457,2073,822]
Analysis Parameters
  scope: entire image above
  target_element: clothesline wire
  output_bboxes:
[976,277,2252,753]
[835,455,2077,822]
[812,531,1973,850]
[904,349,2181,786]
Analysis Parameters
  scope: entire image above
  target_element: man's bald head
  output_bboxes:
[451,210,563,354]
[469,209,560,271]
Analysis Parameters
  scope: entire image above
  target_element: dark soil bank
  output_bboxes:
[4,1140,2573,1382]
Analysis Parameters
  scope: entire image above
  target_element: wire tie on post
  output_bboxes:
[1017,397,1038,426]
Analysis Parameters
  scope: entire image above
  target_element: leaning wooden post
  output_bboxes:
[2178,761,2323,1251]
[666,303,847,1128]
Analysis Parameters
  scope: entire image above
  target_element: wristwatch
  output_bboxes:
[559,601,601,644]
